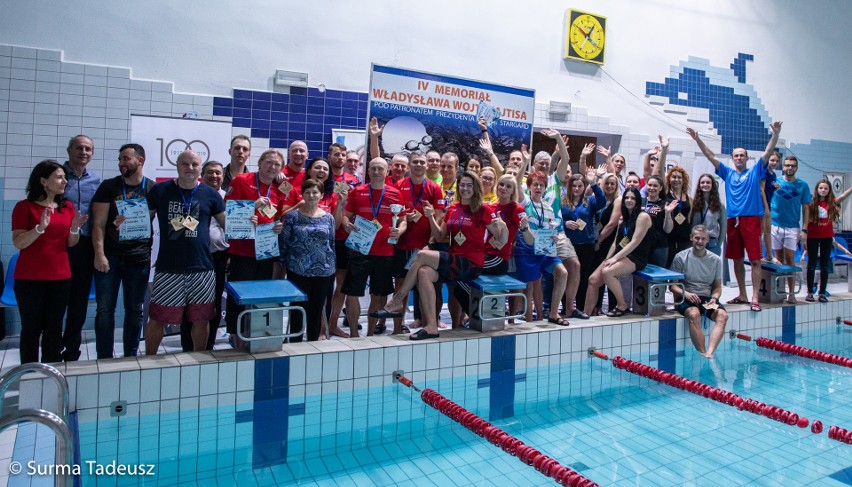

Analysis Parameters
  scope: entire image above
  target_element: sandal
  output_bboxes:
[409,329,439,341]
[606,307,629,317]
[569,309,590,320]
[750,301,762,312]
[727,297,748,305]
[547,316,571,326]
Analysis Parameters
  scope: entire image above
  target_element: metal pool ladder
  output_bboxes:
[0,363,74,487]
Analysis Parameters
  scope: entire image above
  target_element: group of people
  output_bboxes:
[12,119,850,363]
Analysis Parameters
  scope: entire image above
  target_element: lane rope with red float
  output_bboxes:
[393,372,599,487]
[730,332,851,370]
[587,348,851,445]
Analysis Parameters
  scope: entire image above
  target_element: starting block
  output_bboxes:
[754,261,801,304]
[226,280,308,353]
[465,275,527,332]
[834,253,852,292]
[632,264,684,316]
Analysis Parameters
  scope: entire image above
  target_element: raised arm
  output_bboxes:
[761,121,783,165]
[369,117,383,160]
[642,146,661,181]
[478,120,503,179]
[597,145,614,174]
[657,135,669,177]
[541,129,570,181]
[686,128,721,170]
[836,185,852,204]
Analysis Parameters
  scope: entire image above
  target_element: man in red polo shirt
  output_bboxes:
[224,149,286,348]
[341,158,406,336]
[391,152,442,333]
[280,140,308,197]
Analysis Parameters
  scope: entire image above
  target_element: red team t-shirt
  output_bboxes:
[395,177,443,251]
[12,200,75,280]
[282,165,306,192]
[443,203,493,267]
[344,184,403,257]
[486,201,525,261]
[807,200,834,239]
[225,172,287,258]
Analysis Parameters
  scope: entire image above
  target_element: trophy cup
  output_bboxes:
[388,204,405,244]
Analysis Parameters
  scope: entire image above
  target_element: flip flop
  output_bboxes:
[409,329,439,340]
[727,297,748,305]
[370,308,403,319]
[607,307,629,317]
[547,316,571,326]
[750,301,762,312]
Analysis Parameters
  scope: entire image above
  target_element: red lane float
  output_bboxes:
[755,337,852,369]
[735,333,753,341]
[420,387,599,487]
[827,425,852,445]
[842,319,852,326]
[611,357,811,430]
[592,351,609,361]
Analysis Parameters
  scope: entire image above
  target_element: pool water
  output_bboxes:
[13,320,852,486]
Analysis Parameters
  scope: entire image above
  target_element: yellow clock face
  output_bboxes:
[566,10,606,64]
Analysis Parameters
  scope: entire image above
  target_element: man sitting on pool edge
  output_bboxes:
[669,225,729,358]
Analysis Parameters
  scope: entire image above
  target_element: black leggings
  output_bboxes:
[806,237,832,295]
[287,272,335,342]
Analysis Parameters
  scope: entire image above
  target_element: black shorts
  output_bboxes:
[342,253,394,297]
[436,252,481,284]
[335,239,350,270]
[392,248,418,278]
[677,295,726,320]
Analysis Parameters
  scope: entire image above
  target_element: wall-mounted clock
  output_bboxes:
[565,9,606,65]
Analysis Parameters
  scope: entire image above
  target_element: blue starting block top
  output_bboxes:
[226,280,307,305]
[758,262,801,273]
[633,264,684,281]
[468,274,526,292]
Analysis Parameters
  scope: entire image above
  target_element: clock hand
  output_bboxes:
[587,36,600,49]
[575,25,590,37]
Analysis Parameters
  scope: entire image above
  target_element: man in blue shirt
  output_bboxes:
[770,155,810,302]
[62,135,102,361]
[687,121,781,312]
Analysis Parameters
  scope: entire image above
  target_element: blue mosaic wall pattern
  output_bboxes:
[213,87,369,156]
[645,53,771,154]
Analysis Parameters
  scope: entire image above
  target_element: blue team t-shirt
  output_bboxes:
[147,180,226,273]
[763,170,778,207]
[716,158,767,218]
[770,178,811,228]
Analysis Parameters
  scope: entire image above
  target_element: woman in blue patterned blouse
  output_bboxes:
[279,179,337,341]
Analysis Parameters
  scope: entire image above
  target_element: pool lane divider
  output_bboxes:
[393,372,599,487]
[843,319,852,326]
[731,332,852,369]
[588,353,822,433]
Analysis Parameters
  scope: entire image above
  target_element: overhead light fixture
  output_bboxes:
[274,70,309,88]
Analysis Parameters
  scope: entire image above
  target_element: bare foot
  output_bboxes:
[329,326,350,338]
[438,321,450,329]
[702,352,715,359]
[786,296,797,304]
[384,296,405,313]
[318,334,328,341]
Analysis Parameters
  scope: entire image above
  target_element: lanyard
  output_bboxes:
[529,200,546,227]
[701,206,710,223]
[450,205,469,235]
[256,173,272,200]
[409,179,425,207]
[178,182,199,217]
[369,185,386,220]
[122,178,146,201]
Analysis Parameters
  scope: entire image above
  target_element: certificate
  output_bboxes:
[114,199,151,241]
[225,200,255,240]
[254,223,280,260]
[534,228,557,256]
[345,215,380,255]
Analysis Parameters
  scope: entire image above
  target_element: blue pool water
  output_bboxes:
[11,320,852,486]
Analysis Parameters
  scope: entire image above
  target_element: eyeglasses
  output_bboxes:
[480,175,495,181]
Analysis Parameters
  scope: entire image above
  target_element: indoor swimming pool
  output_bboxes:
[11,316,841,486]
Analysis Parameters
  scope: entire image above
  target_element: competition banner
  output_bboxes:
[131,115,232,182]
[368,65,535,167]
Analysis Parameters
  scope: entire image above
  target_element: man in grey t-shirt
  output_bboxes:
[670,225,729,358]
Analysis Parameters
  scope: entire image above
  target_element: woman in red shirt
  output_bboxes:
[804,179,852,302]
[372,172,506,340]
[12,160,88,363]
